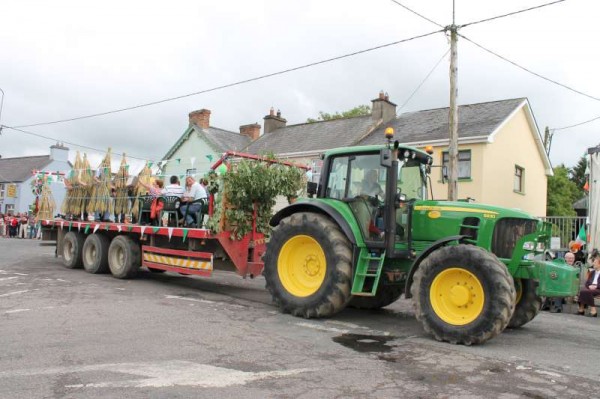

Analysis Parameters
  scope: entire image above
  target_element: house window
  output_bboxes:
[0,184,4,198]
[442,150,471,179]
[514,165,524,193]
[186,168,196,177]
[5,204,14,215]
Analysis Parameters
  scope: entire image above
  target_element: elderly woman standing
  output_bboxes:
[577,250,600,317]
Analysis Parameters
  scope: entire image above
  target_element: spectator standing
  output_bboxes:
[18,213,28,239]
[0,213,5,237]
[577,250,600,317]
[9,215,17,238]
[28,213,37,239]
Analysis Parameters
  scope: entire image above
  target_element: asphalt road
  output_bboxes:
[0,238,598,399]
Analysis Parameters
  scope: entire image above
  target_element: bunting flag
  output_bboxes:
[93,224,100,234]
[182,229,188,242]
[84,224,90,234]
[584,179,589,192]
[105,224,110,231]
[167,227,173,241]
[140,226,147,237]
[60,221,64,229]
[68,222,72,231]
[576,225,587,245]
[117,224,122,233]
[152,227,160,234]
[190,157,196,168]
[176,158,181,164]
[77,222,81,232]
[127,225,134,232]
[206,154,213,162]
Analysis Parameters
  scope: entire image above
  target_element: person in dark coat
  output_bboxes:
[577,250,600,317]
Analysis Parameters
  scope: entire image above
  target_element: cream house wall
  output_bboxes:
[480,107,547,216]
[162,132,220,180]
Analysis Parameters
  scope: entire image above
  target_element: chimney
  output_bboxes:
[189,109,211,129]
[371,90,397,124]
[50,142,69,162]
[263,107,287,134]
[239,123,261,141]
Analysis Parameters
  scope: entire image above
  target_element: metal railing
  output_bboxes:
[539,216,587,251]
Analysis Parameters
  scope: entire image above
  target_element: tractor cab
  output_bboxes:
[318,131,432,258]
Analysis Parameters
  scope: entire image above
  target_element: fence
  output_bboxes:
[539,216,587,251]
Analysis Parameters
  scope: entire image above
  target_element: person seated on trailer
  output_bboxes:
[138,178,165,223]
[546,251,576,313]
[577,249,600,317]
[163,175,185,197]
[180,176,208,228]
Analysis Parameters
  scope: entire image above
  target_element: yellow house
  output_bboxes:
[357,98,552,216]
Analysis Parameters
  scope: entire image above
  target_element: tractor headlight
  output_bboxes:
[523,253,536,260]
[522,242,535,251]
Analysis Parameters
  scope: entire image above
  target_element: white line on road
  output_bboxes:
[0,277,19,281]
[0,290,29,297]
[4,309,30,314]
[165,295,215,304]
[295,322,349,334]
[0,360,312,388]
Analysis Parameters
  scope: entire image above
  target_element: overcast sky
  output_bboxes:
[0,0,598,174]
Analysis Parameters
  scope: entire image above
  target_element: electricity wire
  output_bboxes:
[11,29,444,129]
[458,0,567,29]
[552,115,600,131]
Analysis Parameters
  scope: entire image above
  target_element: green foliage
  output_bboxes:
[547,165,579,216]
[306,105,371,123]
[568,154,587,197]
[206,159,305,239]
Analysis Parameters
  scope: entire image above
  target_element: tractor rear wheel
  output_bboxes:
[508,279,541,328]
[348,273,403,309]
[264,212,352,318]
[412,245,515,345]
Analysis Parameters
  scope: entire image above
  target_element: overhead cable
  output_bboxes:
[458,0,567,29]
[11,29,444,129]
[552,115,600,131]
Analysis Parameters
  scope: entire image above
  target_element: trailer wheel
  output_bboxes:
[348,274,403,309]
[62,231,84,269]
[108,235,141,279]
[264,212,352,318]
[507,279,541,328]
[412,245,515,345]
[82,234,110,274]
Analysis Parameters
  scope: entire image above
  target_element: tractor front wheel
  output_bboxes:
[412,245,515,345]
[264,212,352,318]
[508,279,541,328]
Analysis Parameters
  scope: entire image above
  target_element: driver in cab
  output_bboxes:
[360,169,384,198]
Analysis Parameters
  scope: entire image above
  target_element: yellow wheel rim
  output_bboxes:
[277,235,326,297]
[514,279,523,304]
[430,267,485,325]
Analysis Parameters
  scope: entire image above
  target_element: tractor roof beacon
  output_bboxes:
[264,127,580,345]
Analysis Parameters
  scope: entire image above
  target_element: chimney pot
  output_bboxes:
[276,109,281,117]
[379,90,385,100]
[263,108,287,134]
[269,107,275,116]
[371,91,397,124]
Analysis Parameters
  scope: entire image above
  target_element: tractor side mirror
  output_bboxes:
[380,148,392,167]
[306,182,318,198]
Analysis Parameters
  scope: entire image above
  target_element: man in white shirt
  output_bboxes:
[180,176,208,227]
[163,176,185,198]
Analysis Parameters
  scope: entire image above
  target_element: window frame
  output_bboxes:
[0,183,4,198]
[442,149,472,180]
[514,165,525,193]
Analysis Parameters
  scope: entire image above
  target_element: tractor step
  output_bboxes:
[351,248,385,296]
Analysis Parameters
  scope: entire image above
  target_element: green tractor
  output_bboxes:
[263,132,579,345]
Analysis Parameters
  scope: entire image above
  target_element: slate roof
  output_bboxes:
[0,155,51,183]
[358,98,527,146]
[163,125,251,160]
[245,115,375,155]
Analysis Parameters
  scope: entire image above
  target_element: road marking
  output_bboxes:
[165,295,215,304]
[4,309,30,314]
[0,360,311,388]
[0,277,19,281]
[0,271,28,276]
[295,322,349,334]
[0,290,30,297]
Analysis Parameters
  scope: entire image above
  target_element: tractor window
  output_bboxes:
[398,160,426,200]
[325,153,387,242]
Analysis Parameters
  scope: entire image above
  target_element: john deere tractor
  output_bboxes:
[263,130,579,345]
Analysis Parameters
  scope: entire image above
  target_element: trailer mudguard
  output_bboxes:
[270,202,360,245]
[404,235,467,299]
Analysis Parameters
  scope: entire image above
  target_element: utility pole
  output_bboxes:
[447,23,459,201]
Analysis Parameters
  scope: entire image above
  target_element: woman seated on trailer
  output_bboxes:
[139,178,165,222]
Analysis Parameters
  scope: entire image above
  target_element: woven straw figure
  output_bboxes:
[37,176,56,221]
[131,162,152,219]
[114,153,130,219]
[87,148,114,216]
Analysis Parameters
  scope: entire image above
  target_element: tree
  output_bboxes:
[306,105,371,123]
[569,154,587,196]
[547,165,579,216]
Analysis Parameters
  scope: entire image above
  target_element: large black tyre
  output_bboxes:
[108,235,141,279]
[263,212,353,318]
[62,231,85,269]
[82,234,110,274]
[508,279,541,328]
[411,245,516,345]
[348,274,403,309]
